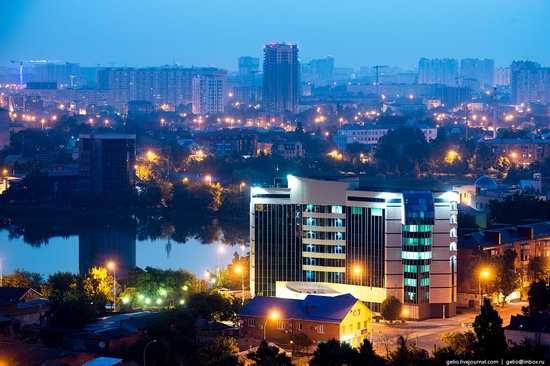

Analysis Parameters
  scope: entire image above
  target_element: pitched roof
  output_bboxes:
[505,313,550,333]
[459,221,550,249]
[0,287,38,302]
[240,294,363,323]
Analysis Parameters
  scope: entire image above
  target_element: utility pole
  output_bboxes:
[492,86,498,139]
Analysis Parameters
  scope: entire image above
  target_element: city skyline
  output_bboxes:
[1,0,549,70]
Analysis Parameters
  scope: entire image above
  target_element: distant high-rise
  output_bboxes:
[460,59,494,89]
[238,56,260,83]
[78,133,136,193]
[192,69,226,114]
[262,43,300,114]
[96,67,226,113]
[302,56,334,83]
[510,61,550,105]
[494,67,510,86]
[418,58,459,86]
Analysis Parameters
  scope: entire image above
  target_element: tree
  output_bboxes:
[472,298,507,358]
[432,331,476,362]
[355,339,385,366]
[309,338,357,366]
[386,336,429,366]
[528,256,550,283]
[2,269,43,290]
[380,296,402,323]
[49,288,100,328]
[42,272,78,302]
[527,280,549,314]
[191,337,242,366]
[187,291,241,324]
[247,340,293,366]
[493,249,522,306]
[82,266,114,309]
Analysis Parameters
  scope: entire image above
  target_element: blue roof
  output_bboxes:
[240,294,362,323]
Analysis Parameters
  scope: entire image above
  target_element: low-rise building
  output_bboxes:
[192,129,258,157]
[334,123,437,150]
[240,294,372,348]
[485,138,550,166]
[272,141,304,159]
[505,313,550,353]
[457,222,550,308]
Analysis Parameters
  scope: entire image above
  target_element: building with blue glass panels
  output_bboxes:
[250,176,458,320]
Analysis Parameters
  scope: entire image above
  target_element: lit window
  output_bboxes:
[277,321,285,330]
[371,208,383,217]
[450,242,457,251]
[249,319,256,327]
[331,205,343,214]
[318,325,325,334]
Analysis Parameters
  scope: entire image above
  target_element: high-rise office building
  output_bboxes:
[460,59,494,89]
[192,69,226,114]
[262,43,300,114]
[510,61,550,105]
[250,176,458,320]
[78,133,136,193]
[418,58,459,86]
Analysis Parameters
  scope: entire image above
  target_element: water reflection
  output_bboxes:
[0,211,248,277]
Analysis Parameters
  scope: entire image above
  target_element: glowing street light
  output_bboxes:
[240,182,246,192]
[107,261,116,309]
[353,265,364,301]
[204,175,212,185]
[479,267,491,307]
[235,264,245,305]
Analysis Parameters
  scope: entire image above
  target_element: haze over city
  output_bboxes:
[2,0,550,69]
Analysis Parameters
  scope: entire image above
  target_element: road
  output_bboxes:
[371,302,526,356]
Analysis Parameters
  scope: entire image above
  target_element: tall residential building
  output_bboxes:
[78,133,136,193]
[191,69,226,114]
[238,56,260,83]
[96,67,226,112]
[494,67,511,86]
[418,58,459,86]
[250,176,458,320]
[510,61,550,105]
[460,59,494,89]
[302,56,335,84]
[262,43,300,114]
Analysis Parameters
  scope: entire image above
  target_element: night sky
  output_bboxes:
[1,0,548,69]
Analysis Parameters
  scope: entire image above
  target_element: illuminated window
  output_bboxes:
[277,321,285,330]
[371,208,383,217]
[450,242,457,251]
[404,278,417,287]
[332,205,343,214]
[249,319,256,327]
[318,325,325,334]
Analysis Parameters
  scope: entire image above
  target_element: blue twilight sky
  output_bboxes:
[0,0,549,70]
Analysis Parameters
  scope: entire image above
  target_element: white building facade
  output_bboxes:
[250,176,458,320]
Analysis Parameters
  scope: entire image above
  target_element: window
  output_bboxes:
[357,322,361,331]
[249,319,256,327]
[277,321,285,330]
[450,242,457,251]
[450,228,457,238]
[421,278,430,286]
[299,323,303,331]
[342,325,346,333]
[364,321,367,329]
[332,205,343,214]
[318,325,325,334]
[404,278,417,287]
[371,207,383,217]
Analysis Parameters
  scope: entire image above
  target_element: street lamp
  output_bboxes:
[143,339,157,366]
[217,246,225,285]
[235,264,245,305]
[264,310,280,340]
[107,261,116,309]
[353,265,363,301]
[479,267,491,308]
[205,174,212,185]
[240,182,246,192]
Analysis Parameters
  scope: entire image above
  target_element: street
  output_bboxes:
[371,302,526,356]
